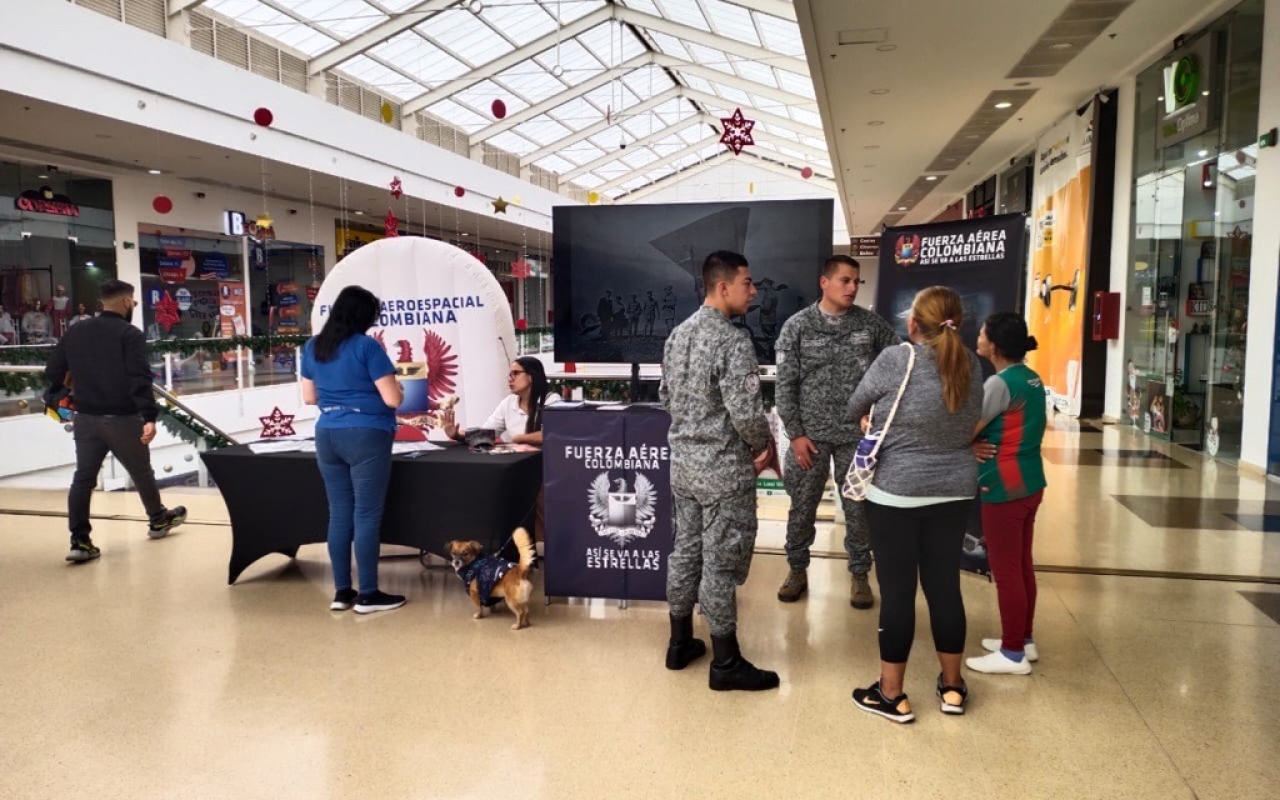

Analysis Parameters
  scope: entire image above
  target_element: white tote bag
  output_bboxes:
[841,344,916,502]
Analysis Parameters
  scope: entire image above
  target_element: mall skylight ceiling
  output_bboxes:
[199,0,829,199]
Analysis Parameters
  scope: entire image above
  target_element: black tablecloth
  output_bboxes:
[203,444,542,584]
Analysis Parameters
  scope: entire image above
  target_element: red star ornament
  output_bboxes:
[258,406,296,438]
[719,107,755,156]
[384,208,400,238]
[389,176,403,199]
[511,259,531,279]
[155,291,180,332]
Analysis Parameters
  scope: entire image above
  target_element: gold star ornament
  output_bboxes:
[492,196,509,214]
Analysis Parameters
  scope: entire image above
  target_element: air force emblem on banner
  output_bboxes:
[588,473,656,545]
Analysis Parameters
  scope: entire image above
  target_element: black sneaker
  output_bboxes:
[354,590,406,614]
[148,506,187,539]
[330,588,358,611]
[936,674,969,715]
[852,681,915,724]
[66,539,101,563]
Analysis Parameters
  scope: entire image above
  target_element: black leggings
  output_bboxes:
[866,499,971,663]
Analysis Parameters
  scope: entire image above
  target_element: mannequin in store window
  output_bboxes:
[51,285,71,337]
[22,299,52,344]
[0,303,15,344]
[68,303,93,328]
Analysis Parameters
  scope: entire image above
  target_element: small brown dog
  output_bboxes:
[445,527,535,630]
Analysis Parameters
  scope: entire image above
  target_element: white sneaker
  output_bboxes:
[966,650,1032,675]
[982,638,1038,662]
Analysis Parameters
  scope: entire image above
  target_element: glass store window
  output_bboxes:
[1124,0,1263,461]
[0,161,117,346]
[139,224,323,393]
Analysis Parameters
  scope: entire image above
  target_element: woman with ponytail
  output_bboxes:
[967,313,1047,676]
[846,285,984,723]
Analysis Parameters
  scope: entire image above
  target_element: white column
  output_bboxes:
[1239,0,1280,472]
[110,177,145,333]
[1104,77,1137,421]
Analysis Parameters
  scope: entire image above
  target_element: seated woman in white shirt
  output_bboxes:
[442,356,561,446]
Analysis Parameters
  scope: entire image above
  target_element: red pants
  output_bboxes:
[981,490,1043,652]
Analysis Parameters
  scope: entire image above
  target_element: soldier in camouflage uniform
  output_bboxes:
[775,255,899,609]
[660,251,779,692]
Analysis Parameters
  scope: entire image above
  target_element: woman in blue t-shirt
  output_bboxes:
[301,286,405,615]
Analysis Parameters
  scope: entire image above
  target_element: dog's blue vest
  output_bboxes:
[458,556,515,607]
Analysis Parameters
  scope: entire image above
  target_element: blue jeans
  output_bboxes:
[315,427,393,594]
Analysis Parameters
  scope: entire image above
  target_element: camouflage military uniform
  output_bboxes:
[775,303,899,574]
[661,306,771,636]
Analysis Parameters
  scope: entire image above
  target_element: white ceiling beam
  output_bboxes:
[614,151,736,202]
[168,0,209,15]
[736,151,838,191]
[520,86,686,168]
[402,5,613,115]
[308,0,457,75]
[681,87,825,140]
[560,114,715,181]
[652,54,813,110]
[596,140,725,192]
[470,53,655,145]
[719,0,797,22]
[615,6,808,76]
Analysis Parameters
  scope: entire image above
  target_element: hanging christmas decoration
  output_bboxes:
[380,102,394,124]
[152,196,173,214]
[384,208,400,238]
[719,108,755,156]
[511,259,531,279]
[253,107,274,127]
[258,406,296,438]
[454,186,466,198]
[512,196,522,206]
[389,176,403,199]
[801,166,814,179]
[491,196,509,214]
[491,99,507,119]
[515,318,528,331]
[748,182,755,195]
[587,191,600,205]
[154,291,180,333]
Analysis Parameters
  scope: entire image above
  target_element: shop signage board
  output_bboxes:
[15,187,79,217]
[1158,35,1216,147]
[851,236,880,259]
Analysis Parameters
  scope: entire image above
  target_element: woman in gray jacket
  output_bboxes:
[847,285,984,723]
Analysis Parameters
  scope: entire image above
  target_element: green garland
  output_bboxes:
[149,335,310,358]
[156,402,234,450]
[1,372,44,398]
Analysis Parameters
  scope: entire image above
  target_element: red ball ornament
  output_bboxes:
[152,196,173,214]
[253,107,274,127]
[516,318,528,331]
[491,99,507,119]
[454,186,466,198]
[801,166,814,179]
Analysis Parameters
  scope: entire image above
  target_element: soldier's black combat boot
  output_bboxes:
[665,614,707,670]
[709,633,779,691]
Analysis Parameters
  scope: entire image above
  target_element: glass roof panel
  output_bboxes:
[685,42,734,74]
[487,130,537,156]
[548,98,608,129]
[776,70,816,99]
[532,38,604,79]
[644,30,692,61]
[791,107,823,129]
[493,65,569,106]
[652,0,708,31]
[337,56,417,100]
[518,117,575,147]
[419,9,515,65]
[454,79,529,118]
[576,21,647,65]
[204,0,338,54]
[618,0,661,15]
[755,13,805,56]
[732,58,780,91]
[284,0,386,40]
[572,173,605,189]
[620,148,660,170]
[477,2,559,47]
[533,154,578,174]
[701,0,761,47]
[547,0,608,25]
[425,98,491,132]
[368,32,470,85]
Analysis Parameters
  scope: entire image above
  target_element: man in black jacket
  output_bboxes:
[45,279,185,562]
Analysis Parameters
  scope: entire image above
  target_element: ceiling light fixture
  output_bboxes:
[37,174,49,180]
[870,89,890,95]
[925,175,938,181]
[1014,81,1032,87]
[354,210,364,216]
[1049,42,1073,50]
[864,145,880,150]
[994,102,1013,110]
[148,169,162,175]
[1198,150,1209,157]
[867,120,885,126]
[897,206,907,211]
[875,44,897,52]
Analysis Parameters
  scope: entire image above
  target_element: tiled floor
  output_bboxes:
[1,421,1278,799]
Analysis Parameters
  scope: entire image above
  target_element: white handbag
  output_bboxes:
[841,344,915,502]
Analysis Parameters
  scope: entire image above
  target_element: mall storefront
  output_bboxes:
[1124,0,1265,462]
[0,161,117,345]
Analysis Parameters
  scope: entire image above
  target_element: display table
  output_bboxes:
[203,444,542,584]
